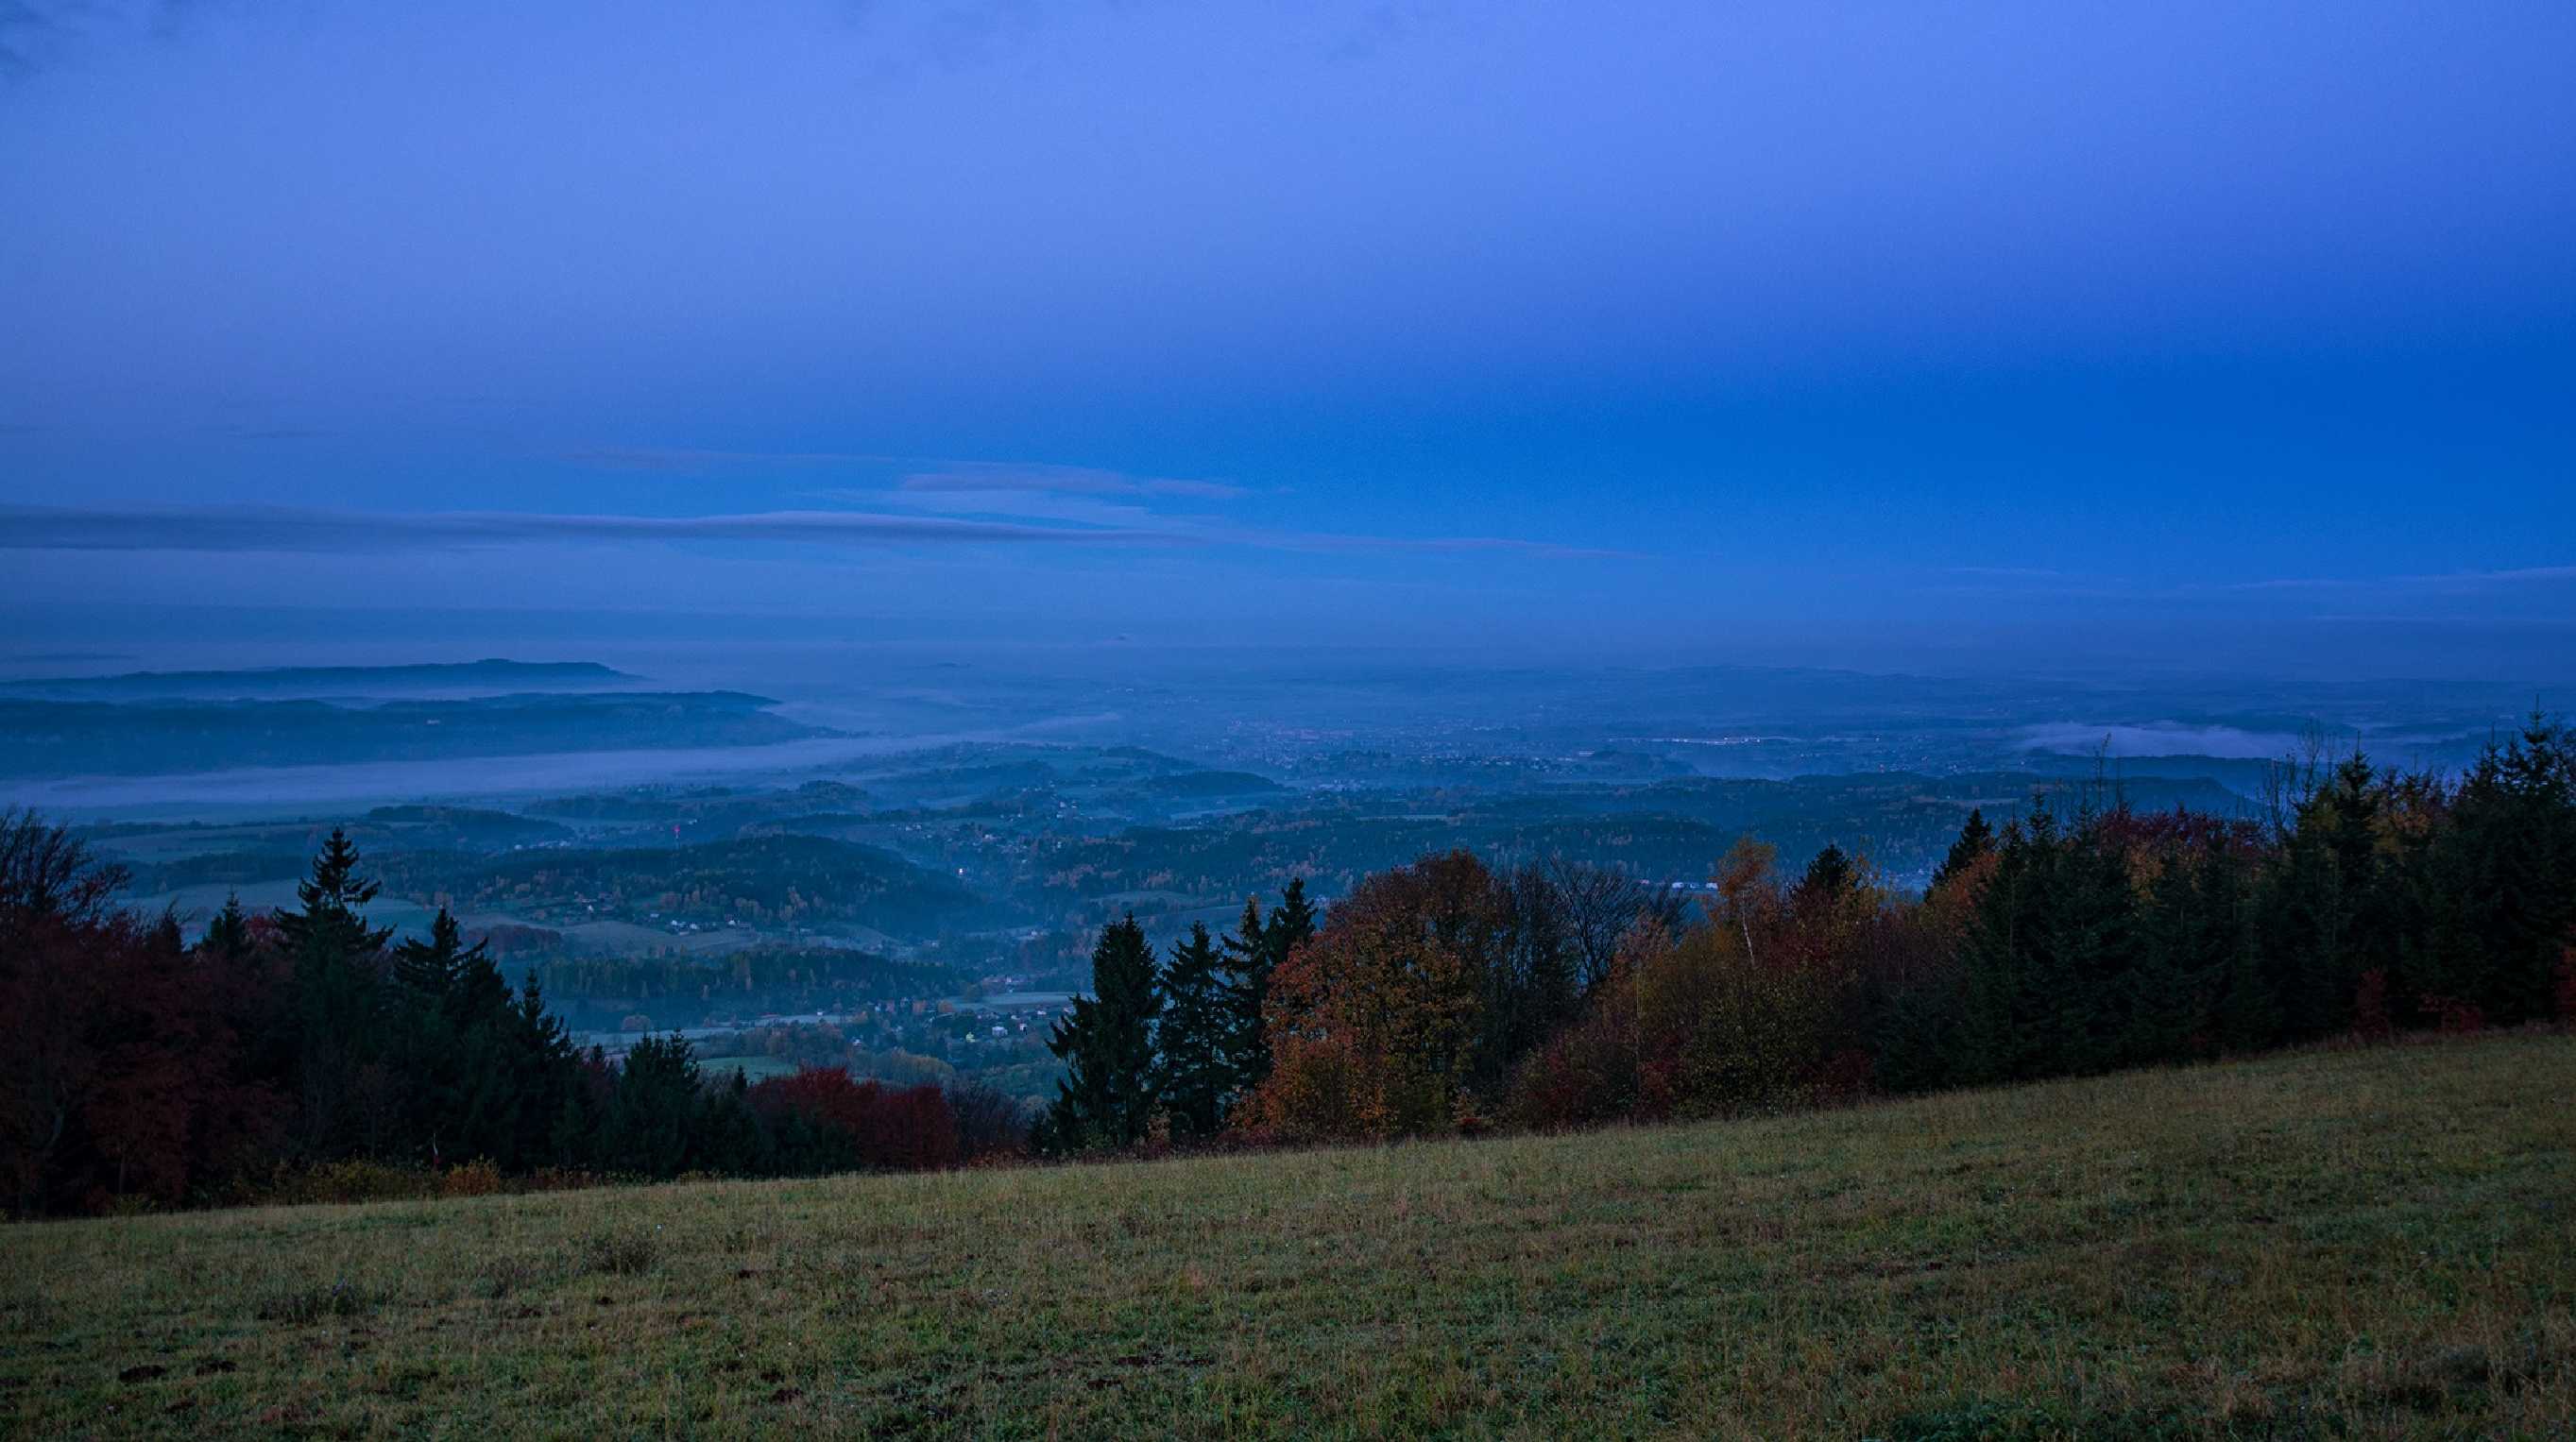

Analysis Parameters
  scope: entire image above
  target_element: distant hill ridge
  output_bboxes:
[0,688,824,777]
[1,658,638,700]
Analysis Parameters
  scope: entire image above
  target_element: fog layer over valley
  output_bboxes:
[6,643,2556,1108]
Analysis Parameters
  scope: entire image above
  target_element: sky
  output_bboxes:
[3,0,2572,678]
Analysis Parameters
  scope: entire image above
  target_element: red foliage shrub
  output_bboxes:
[1,905,286,1216]
[746,1067,959,1171]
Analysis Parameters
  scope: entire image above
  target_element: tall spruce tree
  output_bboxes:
[477,970,580,1168]
[1930,809,1996,891]
[1038,913,1162,1152]
[1269,876,1319,956]
[604,1034,704,1179]
[1800,843,1856,903]
[1956,816,2036,1084]
[277,828,395,1158]
[2209,847,2280,1050]
[1218,896,1269,1095]
[394,908,472,996]
[1220,877,1320,1100]
[1156,923,1232,1137]
[2438,717,2576,1024]
[277,828,392,961]
[2124,844,2208,1065]
[202,891,254,964]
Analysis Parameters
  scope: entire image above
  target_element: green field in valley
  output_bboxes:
[5,1033,2570,1438]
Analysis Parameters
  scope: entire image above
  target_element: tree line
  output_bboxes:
[4,715,2570,1214]
[0,823,1016,1217]
[1037,718,2576,1145]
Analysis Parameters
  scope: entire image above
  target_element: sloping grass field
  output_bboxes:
[5,1034,2571,1438]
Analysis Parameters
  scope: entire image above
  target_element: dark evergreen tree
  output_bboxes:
[1956,815,2039,1084]
[488,971,580,1166]
[1799,843,1856,904]
[1155,923,1232,1138]
[1221,877,1321,1099]
[1954,806,2140,1083]
[1037,913,1163,1153]
[603,1034,703,1178]
[2259,769,2368,1041]
[2435,717,2576,1024]
[2213,904,2280,1051]
[388,908,468,1161]
[691,1068,764,1178]
[1269,876,1320,956]
[394,908,473,996]
[2041,815,2138,1074]
[1218,896,1270,1096]
[276,828,395,1159]
[276,828,392,961]
[2124,844,2214,1064]
[1930,809,1996,891]
[201,891,253,964]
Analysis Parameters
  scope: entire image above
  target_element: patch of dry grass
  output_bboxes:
[5,1034,2571,1437]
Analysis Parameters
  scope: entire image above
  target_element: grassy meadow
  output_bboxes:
[4,1033,2571,1438]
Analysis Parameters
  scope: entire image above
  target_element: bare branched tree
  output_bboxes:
[1544,857,1675,994]
[0,808,129,943]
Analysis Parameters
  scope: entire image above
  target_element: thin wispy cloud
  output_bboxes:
[1923,563,2576,605]
[564,449,1253,501]
[559,446,885,473]
[899,464,1250,501]
[1258,530,1634,561]
[2220,565,2576,594]
[0,503,1619,561]
[0,505,1185,552]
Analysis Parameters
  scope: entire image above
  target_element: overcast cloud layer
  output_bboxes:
[2,1,2570,676]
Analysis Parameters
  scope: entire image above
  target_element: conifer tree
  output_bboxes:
[1155,923,1232,1137]
[1215,878,1322,1102]
[277,828,394,1158]
[1955,816,2037,1084]
[395,908,472,996]
[1269,876,1319,956]
[605,1034,704,1178]
[1218,896,1269,1095]
[2123,844,2207,1064]
[277,828,393,961]
[1038,913,1162,1152]
[1930,809,1995,891]
[2213,851,2280,1052]
[1799,843,1856,903]
[201,891,253,964]
[446,926,512,1027]
[2439,716,2576,1024]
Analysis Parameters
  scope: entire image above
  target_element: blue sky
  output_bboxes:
[3,1,2571,676]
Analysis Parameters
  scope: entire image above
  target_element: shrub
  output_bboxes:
[745,1067,961,1172]
[439,1158,504,1198]
[258,1160,436,1207]
[946,1082,1032,1164]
